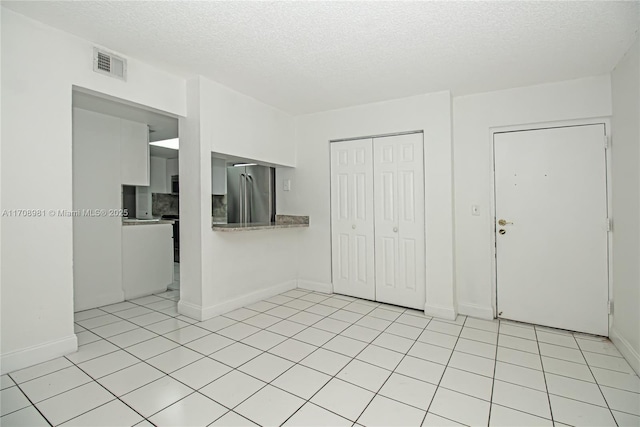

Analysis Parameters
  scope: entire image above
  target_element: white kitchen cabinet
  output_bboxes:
[121,118,150,186]
[166,157,179,192]
[211,157,227,194]
[330,133,425,310]
[150,156,169,193]
[122,224,174,299]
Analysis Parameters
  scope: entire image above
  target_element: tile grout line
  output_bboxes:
[486,318,501,426]
[533,324,555,425]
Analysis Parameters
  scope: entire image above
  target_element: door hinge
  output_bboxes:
[604,135,610,149]
[608,300,614,315]
[606,218,612,232]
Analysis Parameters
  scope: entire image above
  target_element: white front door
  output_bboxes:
[494,124,609,336]
[374,133,425,310]
[330,139,376,300]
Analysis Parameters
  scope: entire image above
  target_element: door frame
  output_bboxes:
[328,130,426,302]
[489,118,613,333]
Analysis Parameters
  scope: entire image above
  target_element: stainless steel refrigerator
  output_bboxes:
[227,164,275,224]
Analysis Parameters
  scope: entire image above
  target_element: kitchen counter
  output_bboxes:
[122,218,175,226]
[212,215,309,232]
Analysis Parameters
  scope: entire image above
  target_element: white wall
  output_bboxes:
[611,38,640,375]
[279,92,456,318]
[453,76,613,319]
[178,76,300,321]
[202,78,296,167]
[0,9,186,374]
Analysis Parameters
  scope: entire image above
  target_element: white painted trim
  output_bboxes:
[178,280,298,321]
[458,302,494,320]
[610,327,640,376]
[1,334,78,375]
[298,279,332,294]
[424,303,457,321]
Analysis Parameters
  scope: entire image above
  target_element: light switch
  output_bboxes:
[283,179,291,192]
[471,205,480,216]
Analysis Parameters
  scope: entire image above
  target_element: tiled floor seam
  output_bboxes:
[534,324,555,425]
[422,315,468,425]
[485,320,500,426]
[1,382,53,426]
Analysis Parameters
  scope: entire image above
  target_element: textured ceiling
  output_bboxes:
[4,1,639,114]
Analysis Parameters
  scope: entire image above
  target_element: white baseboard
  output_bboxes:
[74,290,124,313]
[1,334,78,375]
[458,302,494,320]
[424,303,457,321]
[297,279,332,294]
[178,280,298,321]
[610,327,640,376]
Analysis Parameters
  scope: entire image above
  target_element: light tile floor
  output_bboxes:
[2,288,639,426]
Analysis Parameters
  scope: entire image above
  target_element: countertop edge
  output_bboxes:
[122,220,175,226]
[212,223,309,232]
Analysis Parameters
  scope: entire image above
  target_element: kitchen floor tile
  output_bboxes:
[61,399,143,426]
[343,302,376,315]
[0,387,31,416]
[245,300,279,313]
[499,323,537,340]
[145,318,190,335]
[496,346,542,370]
[386,322,423,340]
[287,311,323,326]
[292,327,335,346]
[336,359,391,392]
[283,402,351,426]
[35,382,113,425]
[539,342,585,364]
[440,366,493,401]
[185,333,234,355]
[200,370,266,409]
[8,357,73,384]
[329,309,364,324]
[489,403,552,426]
[323,335,368,357]
[460,327,498,345]
[545,372,607,406]
[612,410,640,427]
[272,364,331,399]
[498,333,540,354]
[97,362,165,396]
[395,356,445,385]
[299,293,331,304]
[549,394,617,426]
[195,316,236,332]
[429,387,490,426]
[269,339,317,362]
[313,317,351,334]
[536,330,579,349]
[300,348,351,375]
[310,378,375,422]
[448,351,495,377]
[65,340,119,364]
[425,320,462,337]
[120,376,192,418]
[408,341,453,365]
[76,330,103,346]
[0,405,49,426]
[418,330,458,349]
[242,313,282,329]
[356,344,404,371]
[591,366,640,393]
[20,365,92,403]
[241,329,287,351]
[600,385,640,416]
[128,312,172,327]
[265,305,300,319]
[162,324,211,344]
[492,379,551,419]
[305,303,338,316]
[74,309,107,322]
[395,313,431,329]
[148,392,227,427]
[126,336,179,360]
[283,299,316,311]
[107,328,158,348]
[235,385,304,427]
[238,353,294,383]
[223,308,260,321]
[77,350,139,379]
[358,394,426,426]
[341,325,381,343]
[356,316,392,331]
[422,412,465,426]
[267,320,307,337]
[210,342,262,368]
[209,411,256,426]
[379,372,436,410]
[0,375,15,391]
[146,346,203,373]
[494,360,546,391]
[465,317,499,333]
[369,308,402,322]
[541,355,595,382]
[576,337,623,357]
[76,314,121,329]
[584,351,635,374]
[170,357,231,390]
[372,332,414,353]
[455,338,496,359]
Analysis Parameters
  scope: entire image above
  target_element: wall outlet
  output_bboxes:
[471,205,480,216]
[283,179,291,192]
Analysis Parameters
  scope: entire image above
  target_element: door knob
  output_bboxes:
[393,227,398,233]
[498,219,513,226]
[499,229,506,235]
[352,224,356,229]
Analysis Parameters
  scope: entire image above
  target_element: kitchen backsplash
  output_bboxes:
[212,194,227,221]
[152,193,179,216]
[152,193,227,220]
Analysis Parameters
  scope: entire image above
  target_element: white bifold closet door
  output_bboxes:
[330,138,376,300]
[330,133,425,310]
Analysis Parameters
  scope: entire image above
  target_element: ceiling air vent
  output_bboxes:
[93,47,127,81]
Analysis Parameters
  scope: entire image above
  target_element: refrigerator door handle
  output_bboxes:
[239,173,246,223]
[246,174,253,223]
